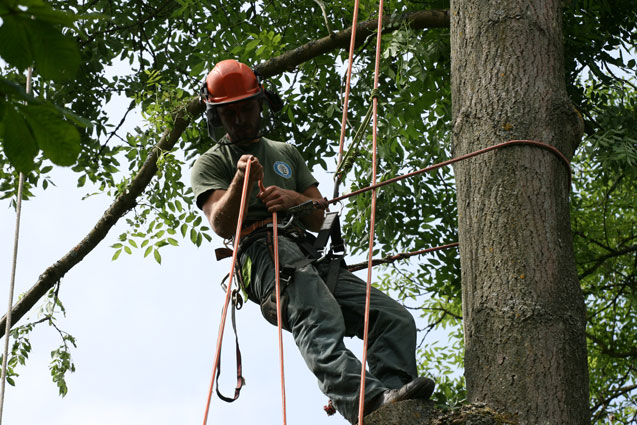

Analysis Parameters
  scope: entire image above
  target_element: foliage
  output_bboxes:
[0,0,635,421]
[0,287,76,396]
[571,80,637,424]
[0,0,88,173]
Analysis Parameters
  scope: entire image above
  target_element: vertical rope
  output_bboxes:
[358,1,384,422]
[333,0,362,199]
[272,210,287,425]
[0,67,32,425]
[258,180,288,425]
[202,159,254,425]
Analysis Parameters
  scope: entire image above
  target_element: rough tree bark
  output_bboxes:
[450,1,589,424]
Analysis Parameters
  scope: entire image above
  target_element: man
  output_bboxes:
[191,59,434,424]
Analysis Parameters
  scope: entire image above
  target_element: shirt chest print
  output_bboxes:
[273,161,292,179]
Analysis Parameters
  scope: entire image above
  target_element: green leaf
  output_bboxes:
[23,105,81,166]
[112,249,122,261]
[0,77,36,103]
[153,249,162,264]
[245,39,259,51]
[144,246,153,257]
[1,106,39,172]
[190,61,205,77]
[0,15,34,71]
[26,4,80,26]
[26,20,80,82]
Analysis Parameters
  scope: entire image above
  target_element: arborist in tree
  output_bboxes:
[190,59,435,424]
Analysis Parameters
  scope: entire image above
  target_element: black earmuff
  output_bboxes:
[264,89,283,113]
[252,70,283,113]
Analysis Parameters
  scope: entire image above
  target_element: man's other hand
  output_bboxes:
[257,185,301,212]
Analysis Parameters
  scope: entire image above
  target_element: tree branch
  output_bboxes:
[578,243,637,280]
[0,8,449,338]
[253,9,449,78]
[586,332,637,358]
[0,101,199,339]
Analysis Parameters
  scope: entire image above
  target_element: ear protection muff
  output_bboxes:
[252,70,284,113]
[200,82,221,139]
[264,88,284,113]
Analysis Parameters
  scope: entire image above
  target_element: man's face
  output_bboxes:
[217,98,261,143]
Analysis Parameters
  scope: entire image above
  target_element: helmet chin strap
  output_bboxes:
[216,132,264,146]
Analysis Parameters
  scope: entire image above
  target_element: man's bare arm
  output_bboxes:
[202,155,263,239]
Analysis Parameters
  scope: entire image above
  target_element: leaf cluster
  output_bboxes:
[0,0,87,173]
[2,287,76,396]
[571,81,637,424]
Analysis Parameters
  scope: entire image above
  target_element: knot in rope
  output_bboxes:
[369,88,380,101]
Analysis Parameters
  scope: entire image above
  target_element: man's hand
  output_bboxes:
[257,185,301,212]
[237,155,264,184]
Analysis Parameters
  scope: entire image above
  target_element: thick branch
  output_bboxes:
[0,8,449,338]
[254,9,449,78]
[193,9,449,116]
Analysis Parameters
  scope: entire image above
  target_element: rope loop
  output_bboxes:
[369,88,380,101]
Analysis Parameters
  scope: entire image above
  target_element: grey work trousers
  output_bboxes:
[240,234,418,424]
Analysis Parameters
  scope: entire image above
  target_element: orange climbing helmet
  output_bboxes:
[203,59,263,105]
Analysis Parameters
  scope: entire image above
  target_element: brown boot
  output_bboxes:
[364,377,435,416]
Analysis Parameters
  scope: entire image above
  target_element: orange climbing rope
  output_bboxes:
[329,139,572,206]
[259,180,288,425]
[334,0,362,199]
[358,1,385,423]
[202,159,254,425]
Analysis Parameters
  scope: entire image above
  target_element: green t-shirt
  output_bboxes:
[190,137,318,223]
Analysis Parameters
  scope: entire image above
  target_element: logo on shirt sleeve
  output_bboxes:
[273,161,292,179]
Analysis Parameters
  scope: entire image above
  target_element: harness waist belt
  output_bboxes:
[240,218,273,237]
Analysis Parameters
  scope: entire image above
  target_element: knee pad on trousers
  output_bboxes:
[260,291,291,332]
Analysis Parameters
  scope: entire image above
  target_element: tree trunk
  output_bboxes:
[449,1,590,424]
